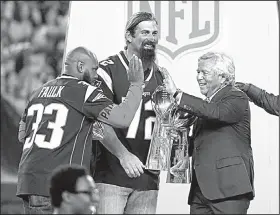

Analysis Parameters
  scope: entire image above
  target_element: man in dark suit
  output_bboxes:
[235,82,279,116]
[161,52,254,214]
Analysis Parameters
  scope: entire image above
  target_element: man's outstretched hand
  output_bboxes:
[235,82,250,92]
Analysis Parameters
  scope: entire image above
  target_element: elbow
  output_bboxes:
[105,116,131,129]
[103,108,134,128]
[117,118,132,128]
[121,111,135,128]
[114,115,133,128]
[122,118,132,128]
[114,111,134,128]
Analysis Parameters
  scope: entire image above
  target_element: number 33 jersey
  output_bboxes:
[17,75,114,198]
[94,51,163,190]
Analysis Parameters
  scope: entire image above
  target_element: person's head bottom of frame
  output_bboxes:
[49,164,100,214]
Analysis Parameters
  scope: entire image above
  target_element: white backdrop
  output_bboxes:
[64,1,279,214]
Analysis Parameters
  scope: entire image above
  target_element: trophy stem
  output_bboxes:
[145,117,173,171]
[166,126,193,184]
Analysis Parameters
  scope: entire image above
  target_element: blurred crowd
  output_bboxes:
[1,1,70,115]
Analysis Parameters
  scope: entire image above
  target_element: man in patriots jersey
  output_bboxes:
[16,46,144,214]
[92,12,167,214]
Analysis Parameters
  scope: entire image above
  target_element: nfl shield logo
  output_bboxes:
[126,1,220,60]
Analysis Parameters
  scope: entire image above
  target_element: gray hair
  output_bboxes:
[198,52,235,85]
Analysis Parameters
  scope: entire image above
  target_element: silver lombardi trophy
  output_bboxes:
[145,85,176,171]
[145,85,196,184]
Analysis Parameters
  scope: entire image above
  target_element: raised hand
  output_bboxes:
[119,151,145,178]
[127,54,144,85]
[159,67,177,96]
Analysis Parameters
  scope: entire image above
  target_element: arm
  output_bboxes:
[83,84,142,128]
[100,123,132,159]
[246,84,279,116]
[97,55,144,127]
[160,68,249,123]
[96,83,143,128]
[177,91,248,124]
[99,123,145,177]
[83,55,144,128]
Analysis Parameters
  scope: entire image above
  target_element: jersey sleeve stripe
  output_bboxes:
[80,124,92,165]
[117,53,129,71]
[146,67,154,82]
[97,68,113,93]
[69,117,85,164]
[84,84,98,102]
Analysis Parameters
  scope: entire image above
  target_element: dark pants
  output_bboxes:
[22,195,53,214]
[190,186,250,214]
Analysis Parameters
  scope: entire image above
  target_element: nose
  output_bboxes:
[147,34,156,43]
[197,72,203,81]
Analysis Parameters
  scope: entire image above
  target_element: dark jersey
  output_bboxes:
[17,74,113,197]
[93,51,163,190]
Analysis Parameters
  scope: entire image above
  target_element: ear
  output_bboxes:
[219,74,228,84]
[77,61,84,73]
[125,31,133,43]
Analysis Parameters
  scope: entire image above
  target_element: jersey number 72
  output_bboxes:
[124,98,155,140]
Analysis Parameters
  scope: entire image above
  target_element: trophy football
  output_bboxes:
[145,85,196,184]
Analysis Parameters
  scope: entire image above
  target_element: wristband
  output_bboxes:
[173,89,181,99]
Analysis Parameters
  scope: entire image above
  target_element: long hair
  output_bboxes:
[124,12,158,50]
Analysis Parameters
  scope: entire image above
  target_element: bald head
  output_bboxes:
[63,46,99,84]
[65,46,97,66]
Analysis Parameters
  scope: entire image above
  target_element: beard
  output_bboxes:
[139,40,156,63]
[82,70,92,84]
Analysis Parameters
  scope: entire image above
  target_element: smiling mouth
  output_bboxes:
[199,83,207,87]
[144,44,155,49]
